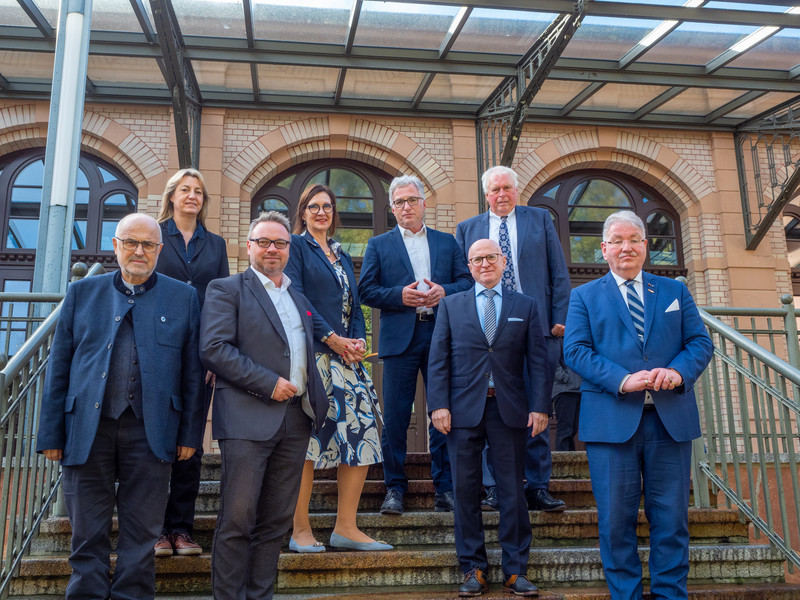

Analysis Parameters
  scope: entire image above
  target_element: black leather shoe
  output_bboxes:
[526,488,566,512]
[380,489,404,515]
[458,567,489,597]
[481,486,498,511]
[503,574,538,596]
[434,490,455,512]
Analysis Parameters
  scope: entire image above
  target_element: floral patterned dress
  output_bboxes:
[306,244,382,468]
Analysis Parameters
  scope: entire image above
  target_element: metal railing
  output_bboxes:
[0,263,104,598]
[692,292,800,572]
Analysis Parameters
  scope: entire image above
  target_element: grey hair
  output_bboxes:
[249,211,291,238]
[388,175,425,202]
[481,166,518,194]
[602,210,646,241]
[115,213,162,242]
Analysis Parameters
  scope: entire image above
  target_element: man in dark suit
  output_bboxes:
[200,211,327,600]
[456,166,571,512]
[428,238,551,597]
[564,210,713,600]
[359,174,473,515]
[36,213,204,600]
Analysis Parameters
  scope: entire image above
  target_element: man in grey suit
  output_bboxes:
[201,211,327,600]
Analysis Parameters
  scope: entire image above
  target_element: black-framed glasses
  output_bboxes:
[391,196,422,209]
[115,238,161,253]
[468,253,500,266]
[307,203,334,214]
[249,237,291,249]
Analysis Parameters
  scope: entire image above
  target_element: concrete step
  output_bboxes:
[30,508,747,555]
[199,451,594,482]
[10,545,785,597]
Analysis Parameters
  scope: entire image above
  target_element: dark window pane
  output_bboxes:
[7,219,39,248]
[568,207,618,224]
[10,187,42,208]
[568,179,631,207]
[98,166,118,183]
[257,198,289,214]
[338,198,373,214]
[333,228,372,257]
[307,172,327,187]
[100,221,117,250]
[104,193,136,213]
[329,168,370,198]
[75,189,90,205]
[543,184,560,199]
[277,174,296,188]
[15,160,44,186]
[649,238,678,265]
[647,212,674,237]
[73,221,87,250]
[570,236,604,264]
[77,167,89,188]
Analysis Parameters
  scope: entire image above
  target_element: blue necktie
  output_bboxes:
[624,280,645,342]
[483,289,497,345]
[499,216,517,292]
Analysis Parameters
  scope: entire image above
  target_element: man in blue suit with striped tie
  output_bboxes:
[564,210,713,600]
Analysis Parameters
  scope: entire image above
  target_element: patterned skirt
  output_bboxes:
[306,352,383,468]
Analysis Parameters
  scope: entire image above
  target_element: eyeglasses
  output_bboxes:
[115,238,161,253]
[391,196,422,209]
[307,203,333,215]
[604,238,646,247]
[468,253,500,266]
[487,184,514,195]
[249,237,291,249]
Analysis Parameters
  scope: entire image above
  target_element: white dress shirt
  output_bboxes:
[488,208,522,293]
[398,223,433,314]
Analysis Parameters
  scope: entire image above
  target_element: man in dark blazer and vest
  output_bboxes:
[456,166,571,512]
[200,211,327,600]
[564,210,713,600]
[359,174,473,515]
[36,213,204,600]
[428,238,551,597]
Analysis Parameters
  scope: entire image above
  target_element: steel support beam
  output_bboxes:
[16,0,53,37]
[735,96,800,250]
[242,0,259,101]
[32,0,92,294]
[704,90,766,123]
[149,0,201,168]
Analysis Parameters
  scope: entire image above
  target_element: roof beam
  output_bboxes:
[632,86,686,120]
[0,73,10,89]
[129,0,155,43]
[16,0,53,38]
[704,90,766,123]
[334,67,347,104]
[344,0,363,54]
[242,0,259,101]
[559,81,603,117]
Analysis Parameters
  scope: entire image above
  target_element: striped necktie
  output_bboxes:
[483,289,497,345]
[624,279,644,342]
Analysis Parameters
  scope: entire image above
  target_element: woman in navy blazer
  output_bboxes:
[154,168,229,557]
[285,184,389,553]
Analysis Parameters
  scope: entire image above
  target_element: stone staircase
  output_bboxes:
[10,452,800,599]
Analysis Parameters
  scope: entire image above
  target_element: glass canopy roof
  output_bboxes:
[0,0,798,128]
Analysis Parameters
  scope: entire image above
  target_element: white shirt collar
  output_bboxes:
[488,207,516,222]
[474,281,504,298]
[250,266,292,291]
[398,223,427,238]
[610,270,643,288]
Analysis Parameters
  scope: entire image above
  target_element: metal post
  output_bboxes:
[782,293,800,370]
[32,0,93,294]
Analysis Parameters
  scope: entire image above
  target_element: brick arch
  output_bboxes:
[226,116,450,199]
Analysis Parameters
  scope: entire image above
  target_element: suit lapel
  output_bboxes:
[192,230,208,259]
[389,226,416,281]
[288,285,316,351]
[492,289,513,342]
[600,272,641,346]
[163,232,189,275]
[428,229,439,277]
[302,232,340,288]
[243,270,289,346]
[514,207,528,258]
[642,272,657,343]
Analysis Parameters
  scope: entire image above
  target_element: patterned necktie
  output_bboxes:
[499,216,517,292]
[624,280,645,342]
[483,289,497,345]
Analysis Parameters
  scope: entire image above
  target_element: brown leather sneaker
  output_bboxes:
[154,534,173,558]
[172,532,202,556]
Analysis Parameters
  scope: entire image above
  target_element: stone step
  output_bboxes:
[199,451,594,482]
[30,508,746,555]
[10,545,785,597]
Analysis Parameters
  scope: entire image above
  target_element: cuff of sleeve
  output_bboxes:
[619,373,631,394]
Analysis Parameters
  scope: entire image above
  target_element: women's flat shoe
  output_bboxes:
[329,532,393,551]
[289,537,326,553]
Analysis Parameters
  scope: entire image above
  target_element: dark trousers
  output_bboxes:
[523,336,560,490]
[162,380,213,536]
[211,400,311,600]
[554,392,581,451]
[449,398,530,578]
[381,319,452,494]
[62,410,171,600]
[586,408,692,600]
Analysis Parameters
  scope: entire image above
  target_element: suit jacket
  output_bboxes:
[156,219,230,308]
[358,225,473,358]
[427,287,551,429]
[284,231,365,354]
[456,205,570,338]
[563,271,713,444]
[36,272,204,465]
[200,269,327,442]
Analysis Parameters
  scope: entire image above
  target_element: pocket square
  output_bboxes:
[665,299,680,313]
[508,317,524,322]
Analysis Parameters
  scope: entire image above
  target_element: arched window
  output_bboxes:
[529,170,685,285]
[0,148,138,285]
[252,160,392,264]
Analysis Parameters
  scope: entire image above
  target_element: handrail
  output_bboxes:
[0,263,105,599]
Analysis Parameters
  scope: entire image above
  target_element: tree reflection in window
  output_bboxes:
[567,179,632,264]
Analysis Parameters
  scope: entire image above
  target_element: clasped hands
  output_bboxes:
[325,333,366,365]
[402,279,445,308]
[622,367,683,393]
[432,408,548,437]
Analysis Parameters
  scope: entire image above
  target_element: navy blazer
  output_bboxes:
[427,287,551,428]
[36,272,204,465]
[358,225,473,358]
[156,219,230,308]
[456,206,570,338]
[284,231,365,354]
[564,271,713,444]
[200,269,328,442]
